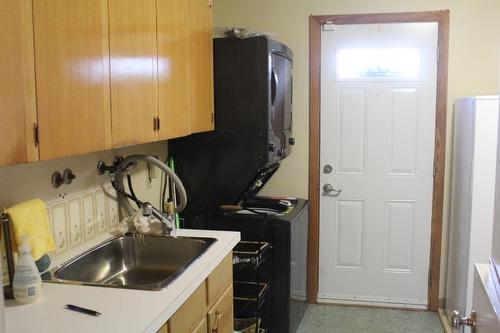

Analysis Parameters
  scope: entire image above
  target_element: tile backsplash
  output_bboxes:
[2,185,120,284]
[0,140,167,285]
[46,185,119,258]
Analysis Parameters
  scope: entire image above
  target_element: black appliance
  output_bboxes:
[214,35,294,169]
[169,35,307,333]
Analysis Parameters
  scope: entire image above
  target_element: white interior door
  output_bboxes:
[319,22,438,308]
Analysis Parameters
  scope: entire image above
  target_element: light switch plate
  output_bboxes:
[82,193,95,241]
[68,198,83,248]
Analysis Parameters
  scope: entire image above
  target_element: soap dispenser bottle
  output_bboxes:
[12,237,42,304]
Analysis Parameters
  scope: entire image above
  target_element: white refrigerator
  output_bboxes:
[446,96,499,332]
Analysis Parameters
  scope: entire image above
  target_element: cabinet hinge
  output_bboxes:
[211,113,214,124]
[33,123,39,146]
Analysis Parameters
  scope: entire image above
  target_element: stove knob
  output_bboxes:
[277,147,285,157]
[289,137,295,145]
[268,142,276,152]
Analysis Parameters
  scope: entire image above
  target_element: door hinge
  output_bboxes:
[433,156,438,178]
[428,273,432,288]
[33,123,39,146]
[437,44,440,63]
[153,117,157,131]
[322,22,336,31]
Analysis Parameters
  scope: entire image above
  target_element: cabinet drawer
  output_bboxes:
[207,285,234,333]
[168,281,207,333]
[207,253,232,307]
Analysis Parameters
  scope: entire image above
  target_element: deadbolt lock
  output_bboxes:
[323,164,333,174]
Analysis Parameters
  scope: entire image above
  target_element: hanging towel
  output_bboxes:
[6,199,56,260]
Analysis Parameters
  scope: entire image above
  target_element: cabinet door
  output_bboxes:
[207,285,234,333]
[32,0,112,160]
[207,253,233,307]
[0,0,38,166]
[157,0,191,140]
[169,281,207,333]
[187,0,214,134]
[109,0,158,147]
[193,317,208,333]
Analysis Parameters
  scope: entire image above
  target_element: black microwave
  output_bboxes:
[214,35,294,168]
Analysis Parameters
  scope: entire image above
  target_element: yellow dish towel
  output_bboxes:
[7,199,56,260]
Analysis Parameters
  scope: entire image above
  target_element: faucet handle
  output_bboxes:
[141,202,154,216]
[165,202,175,215]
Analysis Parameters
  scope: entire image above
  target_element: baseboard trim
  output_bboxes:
[438,308,453,333]
[317,298,428,310]
[439,297,446,308]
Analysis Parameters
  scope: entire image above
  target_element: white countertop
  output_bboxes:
[5,229,240,333]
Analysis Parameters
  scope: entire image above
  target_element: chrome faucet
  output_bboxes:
[140,202,173,236]
[97,155,185,237]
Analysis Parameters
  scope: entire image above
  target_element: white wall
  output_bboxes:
[213,0,500,299]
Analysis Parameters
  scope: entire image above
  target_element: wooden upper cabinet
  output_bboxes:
[157,0,191,140]
[0,0,38,166]
[188,0,214,134]
[32,0,112,160]
[109,0,158,147]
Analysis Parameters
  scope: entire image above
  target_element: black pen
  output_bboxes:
[65,304,102,317]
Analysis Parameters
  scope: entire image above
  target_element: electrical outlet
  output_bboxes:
[82,193,95,241]
[68,198,83,248]
[95,190,107,233]
[51,203,68,256]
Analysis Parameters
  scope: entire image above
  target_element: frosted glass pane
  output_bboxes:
[336,48,420,79]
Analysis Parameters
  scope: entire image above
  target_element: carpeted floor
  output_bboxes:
[296,304,444,333]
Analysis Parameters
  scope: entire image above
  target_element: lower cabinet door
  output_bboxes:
[207,285,233,333]
[168,282,207,333]
[193,317,208,333]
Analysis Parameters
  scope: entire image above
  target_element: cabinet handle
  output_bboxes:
[211,311,222,333]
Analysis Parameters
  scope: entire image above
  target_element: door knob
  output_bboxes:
[451,310,476,331]
[323,183,342,197]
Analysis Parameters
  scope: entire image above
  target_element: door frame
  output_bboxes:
[308,10,450,311]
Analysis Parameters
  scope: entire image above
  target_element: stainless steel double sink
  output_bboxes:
[43,234,216,291]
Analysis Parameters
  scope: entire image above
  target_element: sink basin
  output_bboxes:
[44,234,216,290]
